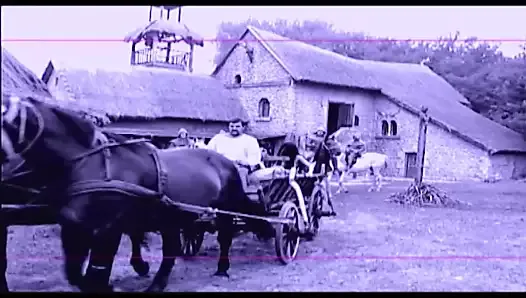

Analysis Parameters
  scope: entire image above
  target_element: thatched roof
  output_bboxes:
[213,27,526,154]
[41,61,249,123]
[2,47,51,99]
[2,48,110,123]
[124,19,204,47]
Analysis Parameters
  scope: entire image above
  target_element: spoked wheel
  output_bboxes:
[180,228,205,259]
[305,187,326,241]
[274,201,301,265]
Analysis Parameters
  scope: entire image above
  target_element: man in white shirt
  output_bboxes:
[207,118,262,189]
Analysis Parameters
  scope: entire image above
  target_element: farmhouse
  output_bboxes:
[42,61,249,146]
[212,26,526,181]
[2,47,109,123]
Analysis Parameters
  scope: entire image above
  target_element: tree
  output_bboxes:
[215,19,526,137]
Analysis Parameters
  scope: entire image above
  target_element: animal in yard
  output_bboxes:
[330,151,388,193]
[1,95,268,292]
[0,156,152,292]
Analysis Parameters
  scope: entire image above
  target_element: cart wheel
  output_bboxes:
[180,229,204,259]
[275,201,301,265]
[305,187,326,241]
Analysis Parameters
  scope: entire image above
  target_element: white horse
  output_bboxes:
[330,152,388,193]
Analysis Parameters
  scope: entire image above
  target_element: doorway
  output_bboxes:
[405,152,418,178]
[327,102,354,136]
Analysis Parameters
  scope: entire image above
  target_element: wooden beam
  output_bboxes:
[178,7,182,22]
[149,6,152,22]
[415,106,429,185]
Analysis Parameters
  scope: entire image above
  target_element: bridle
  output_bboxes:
[1,96,45,180]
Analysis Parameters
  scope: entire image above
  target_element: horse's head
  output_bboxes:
[1,95,97,170]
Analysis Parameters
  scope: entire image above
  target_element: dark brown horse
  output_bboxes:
[0,157,151,292]
[1,95,267,292]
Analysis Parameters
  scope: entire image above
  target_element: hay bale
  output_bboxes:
[386,183,464,208]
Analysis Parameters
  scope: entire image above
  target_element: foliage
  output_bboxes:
[215,19,526,138]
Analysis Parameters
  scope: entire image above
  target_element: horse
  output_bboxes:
[1,95,268,292]
[0,156,151,292]
[330,151,388,193]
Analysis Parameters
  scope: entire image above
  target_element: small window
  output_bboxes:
[381,120,389,136]
[390,120,398,136]
[354,115,360,126]
[54,77,59,86]
[258,98,270,118]
[234,74,242,84]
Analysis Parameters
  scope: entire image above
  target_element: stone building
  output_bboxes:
[212,26,526,180]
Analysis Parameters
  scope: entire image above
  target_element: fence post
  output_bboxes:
[415,106,430,185]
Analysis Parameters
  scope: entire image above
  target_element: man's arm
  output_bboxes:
[206,135,219,151]
[246,136,262,167]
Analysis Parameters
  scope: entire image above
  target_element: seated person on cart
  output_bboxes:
[207,118,263,190]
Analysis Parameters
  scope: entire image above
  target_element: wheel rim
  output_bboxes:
[280,205,300,260]
[308,190,324,236]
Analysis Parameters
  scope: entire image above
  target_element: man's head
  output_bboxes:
[178,128,188,138]
[228,118,245,137]
[314,126,326,138]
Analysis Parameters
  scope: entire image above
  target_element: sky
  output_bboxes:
[2,6,525,77]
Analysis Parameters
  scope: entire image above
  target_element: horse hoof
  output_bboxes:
[131,261,150,277]
[213,271,230,278]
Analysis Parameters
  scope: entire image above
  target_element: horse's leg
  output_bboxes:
[0,222,8,293]
[376,171,383,192]
[145,226,180,292]
[338,171,348,194]
[129,232,150,277]
[367,169,377,192]
[60,223,91,289]
[214,215,235,278]
[82,230,122,292]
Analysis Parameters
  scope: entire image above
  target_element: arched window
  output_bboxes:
[354,115,360,126]
[258,98,270,118]
[390,120,398,136]
[234,74,242,84]
[381,120,389,136]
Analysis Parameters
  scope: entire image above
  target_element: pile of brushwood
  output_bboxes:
[386,183,465,207]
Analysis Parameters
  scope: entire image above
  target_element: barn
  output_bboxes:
[212,26,526,181]
[41,61,249,147]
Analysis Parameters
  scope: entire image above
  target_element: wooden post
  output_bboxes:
[149,6,152,22]
[415,106,430,185]
[188,43,194,73]
[178,6,182,23]
[130,42,136,65]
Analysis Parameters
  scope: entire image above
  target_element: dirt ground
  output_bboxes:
[4,180,526,292]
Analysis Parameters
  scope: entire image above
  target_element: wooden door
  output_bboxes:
[405,152,418,178]
[337,103,354,129]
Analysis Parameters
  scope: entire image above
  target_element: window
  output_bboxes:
[381,120,389,136]
[354,115,360,126]
[390,120,398,136]
[258,98,270,118]
[54,77,59,86]
[234,74,242,84]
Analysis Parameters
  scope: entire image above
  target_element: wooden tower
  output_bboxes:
[125,5,204,72]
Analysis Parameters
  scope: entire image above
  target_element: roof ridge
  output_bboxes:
[246,26,297,79]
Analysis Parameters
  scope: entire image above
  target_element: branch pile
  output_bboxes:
[386,183,464,207]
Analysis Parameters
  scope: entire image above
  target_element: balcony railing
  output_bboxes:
[132,47,189,71]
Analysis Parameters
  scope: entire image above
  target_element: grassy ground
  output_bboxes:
[4,180,526,292]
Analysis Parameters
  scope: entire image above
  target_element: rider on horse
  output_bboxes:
[345,133,366,171]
